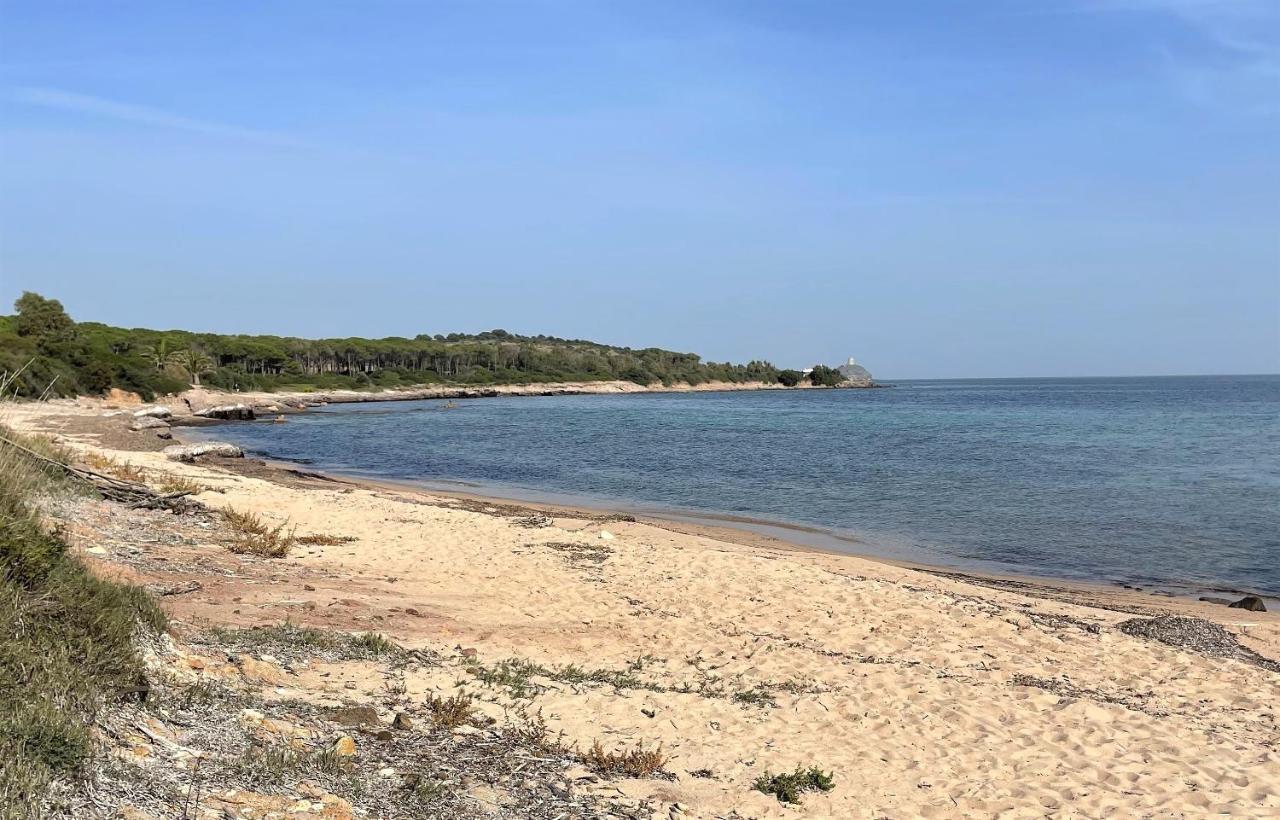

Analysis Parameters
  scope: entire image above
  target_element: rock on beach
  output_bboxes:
[194,403,256,421]
[162,442,244,462]
[129,416,171,432]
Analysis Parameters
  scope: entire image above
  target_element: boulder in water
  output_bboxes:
[162,442,244,462]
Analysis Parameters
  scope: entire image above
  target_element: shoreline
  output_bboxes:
[27,393,1280,607]
[180,418,1280,609]
[184,426,1278,617]
[161,377,878,415]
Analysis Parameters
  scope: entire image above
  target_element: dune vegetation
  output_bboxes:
[0,423,166,816]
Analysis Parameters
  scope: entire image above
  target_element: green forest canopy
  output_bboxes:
[1,292,834,399]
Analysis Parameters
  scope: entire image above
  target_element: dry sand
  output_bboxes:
[10,399,1279,818]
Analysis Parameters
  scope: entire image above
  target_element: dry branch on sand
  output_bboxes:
[0,432,201,513]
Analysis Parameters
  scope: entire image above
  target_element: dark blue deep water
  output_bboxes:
[192,376,1280,596]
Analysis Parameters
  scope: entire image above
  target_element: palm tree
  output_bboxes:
[139,338,174,373]
[166,348,216,387]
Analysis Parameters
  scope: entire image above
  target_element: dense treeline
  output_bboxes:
[1,293,839,400]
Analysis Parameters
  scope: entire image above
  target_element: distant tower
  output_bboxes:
[836,356,872,383]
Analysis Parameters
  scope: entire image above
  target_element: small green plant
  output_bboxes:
[467,657,546,698]
[349,632,400,658]
[232,744,348,787]
[752,766,835,804]
[199,623,402,661]
[551,663,644,690]
[401,773,448,803]
[582,739,668,778]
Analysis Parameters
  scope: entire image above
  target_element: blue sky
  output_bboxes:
[1,1,1276,378]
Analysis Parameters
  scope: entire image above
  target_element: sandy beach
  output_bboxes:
[10,397,1280,818]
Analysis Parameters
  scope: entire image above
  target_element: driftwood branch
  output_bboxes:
[0,433,200,513]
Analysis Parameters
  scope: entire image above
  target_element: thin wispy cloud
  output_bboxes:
[1105,0,1279,53]
[1032,1,1279,112]
[7,87,305,147]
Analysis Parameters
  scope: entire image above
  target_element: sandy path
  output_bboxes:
[10,400,1280,818]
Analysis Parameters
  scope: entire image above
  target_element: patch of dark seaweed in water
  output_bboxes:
[1117,615,1280,673]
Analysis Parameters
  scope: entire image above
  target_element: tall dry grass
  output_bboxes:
[222,507,296,558]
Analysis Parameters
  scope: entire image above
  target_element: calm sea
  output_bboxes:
[190,376,1280,597]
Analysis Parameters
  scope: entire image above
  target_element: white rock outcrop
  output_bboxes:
[194,403,255,420]
[129,417,170,431]
[162,442,244,462]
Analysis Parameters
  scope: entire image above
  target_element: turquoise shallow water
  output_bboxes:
[192,376,1280,596]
